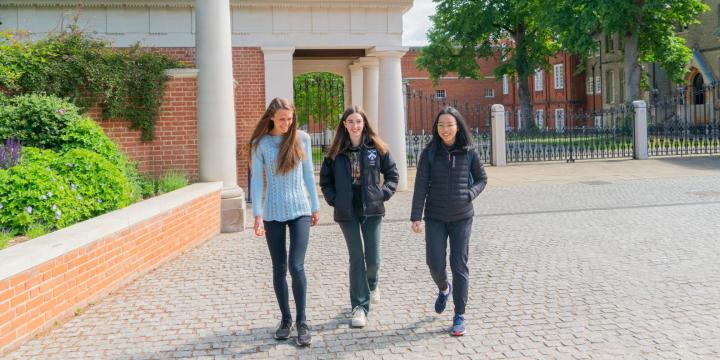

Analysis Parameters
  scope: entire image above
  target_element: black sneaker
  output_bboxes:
[296,322,312,346]
[273,319,293,340]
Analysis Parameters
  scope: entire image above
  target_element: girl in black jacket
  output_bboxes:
[410,106,488,336]
[320,106,399,328]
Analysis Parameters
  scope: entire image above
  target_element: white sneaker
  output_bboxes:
[351,306,367,328]
[370,287,380,304]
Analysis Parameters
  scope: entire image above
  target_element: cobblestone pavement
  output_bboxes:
[5,159,720,359]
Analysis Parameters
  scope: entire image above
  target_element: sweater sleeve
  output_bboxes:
[301,134,320,212]
[250,142,265,217]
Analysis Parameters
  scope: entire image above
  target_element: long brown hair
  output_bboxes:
[248,97,304,175]
[326,105,388,160]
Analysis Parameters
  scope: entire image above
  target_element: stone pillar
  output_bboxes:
[633,100,648,160]
[349,62,364,109]
[491,104,507,166]
[262,47,295,105]
[375,48,408,191]
[359,57,379,130]
[195,0,245,232]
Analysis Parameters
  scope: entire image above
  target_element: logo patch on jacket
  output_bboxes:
[367,149,378,166]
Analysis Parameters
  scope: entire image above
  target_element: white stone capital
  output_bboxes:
[262,46,295,105]
[357,56,379,69]
[368,46,408,58]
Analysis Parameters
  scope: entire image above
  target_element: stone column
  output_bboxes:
[261,47,295,105]
[195,0,245,232]
[349,62,364,108]
[633,100,648,160]
[375,47,408,191]
[491,104,507,166]
[359,57,379,130]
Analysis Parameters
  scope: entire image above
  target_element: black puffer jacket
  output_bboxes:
[320,141,399,222]
[410,142,488,222]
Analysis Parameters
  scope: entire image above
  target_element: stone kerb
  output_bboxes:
[0,182,223,355]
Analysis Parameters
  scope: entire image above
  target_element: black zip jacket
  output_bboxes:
[410,142,488,222]
[320,142,399,222]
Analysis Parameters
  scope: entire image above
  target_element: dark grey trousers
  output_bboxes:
[425,216,473,315]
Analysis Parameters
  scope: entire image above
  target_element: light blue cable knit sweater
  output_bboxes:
[251,131,320,221]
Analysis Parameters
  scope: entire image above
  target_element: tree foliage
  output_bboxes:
[293,72,345,130]
[417,0,560,127]
[549,0,708,102]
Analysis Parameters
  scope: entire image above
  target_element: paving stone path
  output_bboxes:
[5,158,720,359]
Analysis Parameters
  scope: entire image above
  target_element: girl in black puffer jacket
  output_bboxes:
[320,106,399,328]
[410,106,487,337]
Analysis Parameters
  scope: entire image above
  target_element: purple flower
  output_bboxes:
[55,210,62,220]
[70,183,77,191]
[0,203,3,210]
[0,138,22,170]
[26,206,32,214]
[97,198,103,204]
[47,191,53,197]
[51,204,57,211]
[77,195,83,200]
[40,195,47,200]
[58,109,65,115]
[66,163,74,167]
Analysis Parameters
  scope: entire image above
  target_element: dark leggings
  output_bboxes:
[264,215,311,323]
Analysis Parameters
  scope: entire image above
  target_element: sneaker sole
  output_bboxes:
[451,330,465,336]
[296,338,312,346]
[350,321,367,328]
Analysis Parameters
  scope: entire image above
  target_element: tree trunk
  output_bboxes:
[517,77,533,128]
[624,31,641,104]
[514,25,533,128]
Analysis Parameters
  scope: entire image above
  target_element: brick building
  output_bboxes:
[402,48,588,131]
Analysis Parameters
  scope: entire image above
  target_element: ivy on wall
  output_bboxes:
[0,30,183,141]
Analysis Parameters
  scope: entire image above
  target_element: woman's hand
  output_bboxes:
[254,216,265,237]
[310,212,320,226]
[411,220,423,234]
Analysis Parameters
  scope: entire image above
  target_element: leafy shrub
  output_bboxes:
[0,230,12,250]
[0,159,81,232]
[60,118,142,201]
[0,138,22,169]
[52,149,133,219]
[156,171,189,195]
[0,94,82,149]
[1,31,182,140]
[140,176,157,198]
[26,223,50,239]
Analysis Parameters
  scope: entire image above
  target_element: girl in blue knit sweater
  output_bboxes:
[249,97,320,347]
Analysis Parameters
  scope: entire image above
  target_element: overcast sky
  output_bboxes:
[402,0,435,47]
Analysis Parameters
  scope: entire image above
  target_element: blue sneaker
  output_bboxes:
[451,314,465,336]
[434,282,452,314]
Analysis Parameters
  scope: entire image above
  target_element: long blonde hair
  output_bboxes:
[326,105,388,160]
[248,97,304,175]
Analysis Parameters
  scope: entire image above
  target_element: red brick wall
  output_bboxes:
[91,76,200,180]
[232,48,266,189]
[0,189,221,355]
[89,47,265,189]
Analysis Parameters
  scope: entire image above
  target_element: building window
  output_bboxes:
[484,89,495,98]
[502,75,509,95]
[534,70,544,91]
[619,71,624,103]
[595,75,602,94]
[535,109,544,128]
[435,89,446,99]
[693,74,705,105]
[504,111,510,128]
[554,64,564,89]
[586,77,594,94]
[606,70,615,104]
[605,33,614,52]
[555,108,565,131]
[517,110,522,129]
